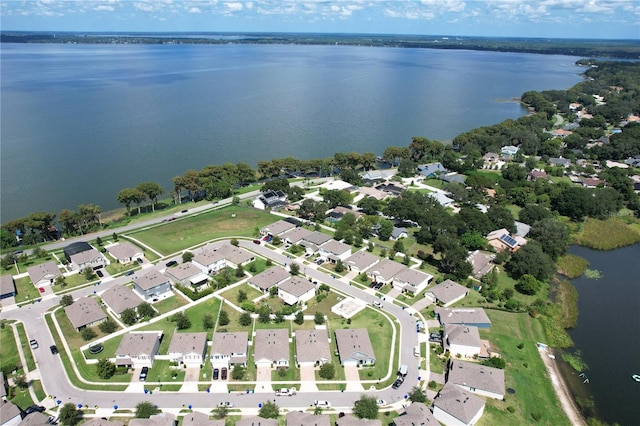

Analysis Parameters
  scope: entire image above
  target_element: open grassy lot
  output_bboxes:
[477,310,570,426]
[145,359,186,383]
[12,275,41,304]
[0,324,23,375]
[219,283,263,305]
[130,206,275,255]
[573,217,640,250]
[153,293,189,315]
[84,334,124,360]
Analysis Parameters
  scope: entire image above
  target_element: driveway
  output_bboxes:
[180,367,200,392]
[256,366,273,392]
[411,296,432,312]
[299,365,317,392]
[344,365,364,391]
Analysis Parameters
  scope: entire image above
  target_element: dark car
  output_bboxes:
[221,367,228,380]
[392,376,404,389]
[125,270,135,276]
[96,269,104,278]
[24,405,45,414]
[166,260,178,267]
[139,366,148,381]
[136,258,143,264]
[213,368,219,380]
[49,345,58,355]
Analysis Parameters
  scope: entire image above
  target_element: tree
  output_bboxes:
[237,289,247,303]
[319,363,335,379]
[506,242,555,281]
[213,405,228,419]
[218,310,230,326]
[239,312,252,327]
[408,386,428,403]
[483,357,506,369]
[378,219,394,241]
[294,311,304,325]
[60,294,74,307]
[121,308,137,326]
[357,196,381,215]
[135,401,159,419]
[182,251,194,263]
[289,262,300,275]
[529,218,569,260]
[83,266,96,281]
[117,188,145,215]
[258,401,280,419]
[81,327,97,341]
[136,182,164,212]
[353,395,379,419]
[258,305,271,324]
[314,311,325,325]
[515,274,542,295]
[334,259,344,273]
[172,312,191,330]
[59,402,80,426]
[98,318,117,334]
[96,358,116,379]
[13,375,28,389]
[231,365,245,380]
[202,313,214,330]
[137,302,157,319]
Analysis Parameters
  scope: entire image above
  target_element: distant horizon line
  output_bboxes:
[2,30,638,42]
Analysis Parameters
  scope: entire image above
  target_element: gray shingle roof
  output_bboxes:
[101,285,142,315]
[295,329,331,364]
[278,276,315,298]
[208,243,254,265]
[280,227,313,244]
[129,412,175,426]
[336,414,382,426]
[335,328,375,363]
[0,274,16,297]
[64,297,106,329]
[448,360,505,398]
[168,332,207,357]
[427,279,468,305]
[319,239,351,256]
[435,307,491,327]
[433,382,485,424]
[249,266,290,291]
[26,261,61,285]
[394,402,438,426]
[254,329,289,363]
[393,268,432,287]
[181,411,224,426]
[164,262,203,281]
[236,416,278,426]
[344,251,380,271]
[445,324,482,349]
[286,411,331,426]
[367,258,406,282]
[262,220,296,236]
[105,242,141,261]
[303,231,333,246]
[69,247,104,266]
[134,270,170,291]
[211,331,249,359]
[116,333,160,357]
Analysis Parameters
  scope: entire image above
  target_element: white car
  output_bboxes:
[217,401,234,408]
[275,388,295,396]
[314,400,331,408]
[372,301,382,308]
[376,399,387,407]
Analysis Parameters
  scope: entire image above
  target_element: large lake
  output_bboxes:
[1,43,583,221]
[566,244,640,426]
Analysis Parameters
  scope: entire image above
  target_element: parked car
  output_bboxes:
[392,376,404,389]
[49,345,58,355]
[213,368,219,380]
[218,401,233,408]
[96,269,104,277]
[220,367,228,380]
[139,366,148,381]
[136,258,143,264]
[275,388,296,396]
[24,405,45,414]
[38,287,45,293]
[165,260,178,267]
[124,270,135,276]
[413,345,420,357]
[253,239,261,244]
[376,399,387,407]
[29,339,38,349]
[372,301,383,308]
[314,400,331,408]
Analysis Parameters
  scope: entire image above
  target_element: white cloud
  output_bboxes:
[188,7,202,14]
[133,2,155,12]
[224,2,244,12]
[94,5,115,12]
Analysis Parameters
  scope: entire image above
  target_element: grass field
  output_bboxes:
[477,310,570,426]
[130,206,275,255]
[0,324,23,375]
[573,217,640,250]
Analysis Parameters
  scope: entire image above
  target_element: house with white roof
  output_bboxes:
[435,307,491,328]
[278,276,316,305]
[448,360,505,400]
[433,382,485,426]
[27,261,61,287]
[211,331,248,368]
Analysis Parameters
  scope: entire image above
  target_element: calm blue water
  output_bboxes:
[1,43,583,221]
[566,244,640,426]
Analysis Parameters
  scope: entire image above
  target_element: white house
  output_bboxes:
[254,329,290,368]
[105,241,143,264]
[210,331,249,368]
[167,332,207,367]
[27,261,61,287]
[444,324,482,358]
[392,268,433,295]
[318,239,352,263]
[425,279,469,307]
[433,382,485,426]
[295,329,331,367]
[277,276,316,305]
[115,332,161,368]
[334,328,375,366]
[448,360,505,400]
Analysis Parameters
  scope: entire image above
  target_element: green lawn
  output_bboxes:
[153,293,189,315]
[15,322,36,371]
[13,275,41,304]
[219,283,263,305]
[130,206,275,255]
[145,359,186,383]
[477,310,570,426]
[0,324,24,375]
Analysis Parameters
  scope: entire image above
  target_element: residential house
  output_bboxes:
[528,169,548,181]
[391,227,408,240]
[466,251,495,280]
[63,241,106,271]
[0,372,7,399]
[428,192,455,208]
[392,268,433,295]
[252,190,287,210]
[393,402,439,426]
[105,242,143,264]
[356,186,389,201]
[334,328,375,366]
[164,262,209,289]
[167,332,207,367]
[0,275,16,300]
[129,413,176,426]
[514,221,531,238]
[440,173,466,185]
[432,382,485,426]
[366,259,406,285]
[295,329,331,366]
[27,261,61,287]
[448,360,505,400]
[82,419,125,426]
[253,329,290,368]
[426,280,469,307]
[210,331,249,368]
[286,411,330,426]
[278,277,316,305]
[549,157,571,168]
[249,266,290,293]
[344,251,380,273]
[486,229,526,253]
[550,129,573,138]
[236,416,278,426]
[362,169,395,183]
[444,324,482,358]
[375,182,405,197]
[192,249,226,274]
[133,270,172,301]
[327,206,364,222]
[582,177,604,188]
[64,297,106,331]
[299,231,333,254]
[482,152,499,164]
[318,239,352,263]
[280,227,313,246]
[336,415,381,426]
[0,399,21,426]
[418,162,447,178]
[19,411,51,425]
[180,412,224,426]
[115,332,161,368]
[320,179,354,191]
[260,220,297,237]
[101,285,142,317]
[205,243,255,269]
[500,145,519,157]
[435,307,491,328]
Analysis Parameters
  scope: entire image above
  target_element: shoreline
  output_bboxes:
[537,346,587,426]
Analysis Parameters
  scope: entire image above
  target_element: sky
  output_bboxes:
[1,0,639,40]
